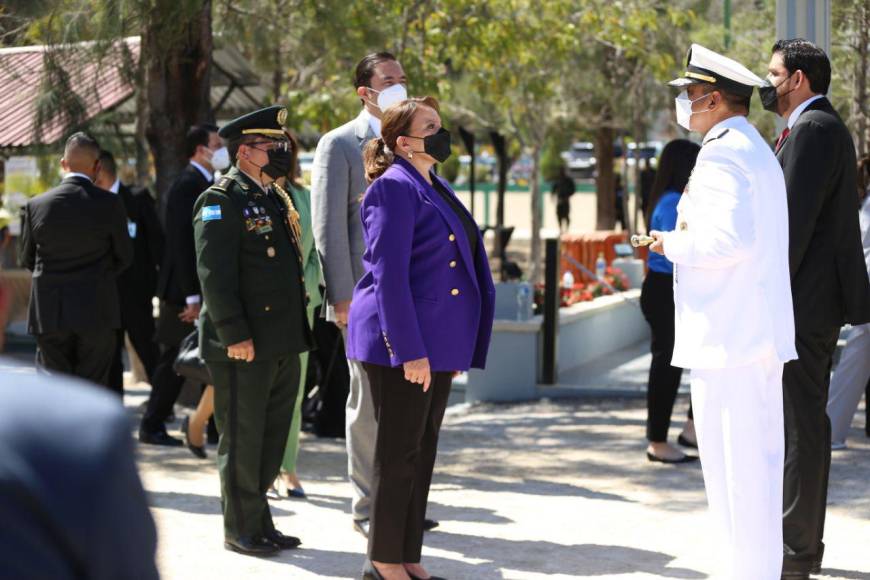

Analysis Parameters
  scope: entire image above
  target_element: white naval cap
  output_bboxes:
[668,44,765,98]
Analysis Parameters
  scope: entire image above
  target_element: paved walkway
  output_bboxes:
[133,385,870,580]
[3,339,867,579]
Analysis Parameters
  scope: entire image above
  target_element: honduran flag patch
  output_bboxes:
[202,205,222,221]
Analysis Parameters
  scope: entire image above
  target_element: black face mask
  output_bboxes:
[759,73,794,113]
[407,128,452,163]
[262,148,293,179]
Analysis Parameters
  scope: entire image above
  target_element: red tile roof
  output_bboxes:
[0,38,140,149]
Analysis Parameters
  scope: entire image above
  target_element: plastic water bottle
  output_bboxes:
[516,284,531,321]
[595,252,606,280]
[561,270,575,289]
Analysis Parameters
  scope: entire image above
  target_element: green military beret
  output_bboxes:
[218,105,289,141]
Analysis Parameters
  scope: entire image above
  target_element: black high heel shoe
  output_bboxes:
[677,433,698,449]
[361,560,385,580]
[408,573,447,580]
[181,416,207,459]
[647,451,698,464]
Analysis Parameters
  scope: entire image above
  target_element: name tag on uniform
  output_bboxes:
[127,220,137,239]
[202,205,222,221]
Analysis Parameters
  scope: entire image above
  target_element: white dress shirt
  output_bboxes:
[787,94,824,129]
[64,172,93,182]
[190,160,214,183]
[361,109,382,138]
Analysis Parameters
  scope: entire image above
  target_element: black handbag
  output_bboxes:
[173,329,212,384]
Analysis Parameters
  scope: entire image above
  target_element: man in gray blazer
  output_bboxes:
[313,52,441,537]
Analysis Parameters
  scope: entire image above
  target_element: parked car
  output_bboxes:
[625,141,662,167]
[298,152,314,184]
[561,142,596,179]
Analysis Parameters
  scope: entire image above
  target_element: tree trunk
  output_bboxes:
[529,144,543,284]
[143,0,214,200]
[134,45,151,187]
[595,123,615,230]
[853,0,869,158]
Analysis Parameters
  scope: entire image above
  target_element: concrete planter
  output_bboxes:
[464,288,648,403]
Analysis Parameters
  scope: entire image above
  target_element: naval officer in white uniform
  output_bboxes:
[649,44,798,580]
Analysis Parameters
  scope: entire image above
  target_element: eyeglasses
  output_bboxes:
[248,141,293,153]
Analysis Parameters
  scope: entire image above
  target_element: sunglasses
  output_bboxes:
[248,140,293,153]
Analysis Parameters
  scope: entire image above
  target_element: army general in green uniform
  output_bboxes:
[193,105,313,557]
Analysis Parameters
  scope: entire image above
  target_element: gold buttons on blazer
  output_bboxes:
[264,305,271,312]
[266,246,276,257]
[451,288,460,296]
[449,260,457,268]
[448,234,456,242]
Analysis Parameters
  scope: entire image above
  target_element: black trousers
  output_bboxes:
[109,297,160,391]
[782,325,840,564]
[640,271,692,442]
[866,377,870,437]
[141,302,194,433]
[36,329,118,393]
[363,363,452,563]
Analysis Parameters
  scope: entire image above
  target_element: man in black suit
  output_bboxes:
[139,124,227,446]
[18,132,133,391]
[95,150,164,393]
[762,39,870,578]
[0,362,159,580]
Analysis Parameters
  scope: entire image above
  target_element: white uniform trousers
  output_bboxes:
[827,323,870,446]
[691,355,784,580]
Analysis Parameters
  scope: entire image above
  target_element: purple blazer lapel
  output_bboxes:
[393,158,480,290]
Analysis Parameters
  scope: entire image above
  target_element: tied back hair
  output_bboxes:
[645,139,700,230]
[362,96,440,184]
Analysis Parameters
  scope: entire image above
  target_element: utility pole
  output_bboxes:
[724,0,732,49]
[775,0,831,55]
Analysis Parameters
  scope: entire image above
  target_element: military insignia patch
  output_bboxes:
[277,108,288,126]
[202,205,222,221]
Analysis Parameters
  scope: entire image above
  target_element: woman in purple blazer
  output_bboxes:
[347,96,495,580]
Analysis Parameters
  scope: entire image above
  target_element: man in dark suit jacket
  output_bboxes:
[96,150,164,392]
[18,132,133,391]
[764,39,870,578]
[0,362,159,580]
[140,124,226,445]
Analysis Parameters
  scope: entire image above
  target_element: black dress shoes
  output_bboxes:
[646,452,699,464]
[138,428,183,447]
[181,416,207,459]
[353,519,370,538]
[265,529,301,550]
[782,544,822,578]
[224,535,280,557]
[423,518,439,531]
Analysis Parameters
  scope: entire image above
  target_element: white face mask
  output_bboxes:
[674,90,712,131]
[210,146,230,171]
[369,84,408,112]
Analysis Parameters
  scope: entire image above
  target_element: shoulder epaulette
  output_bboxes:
[703,128,730,146]
[212,175,233,193]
